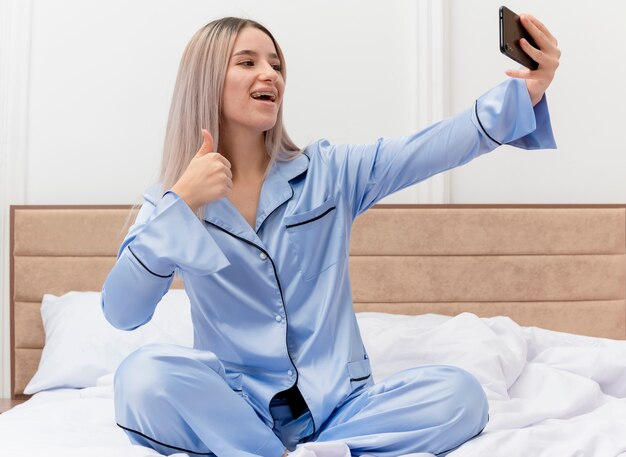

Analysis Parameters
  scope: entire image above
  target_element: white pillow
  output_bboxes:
[24,289,193,394]
[356,311,527,401]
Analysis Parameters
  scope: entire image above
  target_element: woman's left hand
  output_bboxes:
[505,14,561,106]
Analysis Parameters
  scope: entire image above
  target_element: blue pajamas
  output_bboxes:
[103,79,555,457]
[114,343,488,456]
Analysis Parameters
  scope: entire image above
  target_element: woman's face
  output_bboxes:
[221,27,285,135]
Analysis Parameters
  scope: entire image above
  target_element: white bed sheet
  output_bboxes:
[3,312,626,457]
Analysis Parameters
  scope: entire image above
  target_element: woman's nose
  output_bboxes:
[258,62,278,81]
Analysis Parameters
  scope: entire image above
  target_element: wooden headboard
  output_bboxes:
[10,204,626,399]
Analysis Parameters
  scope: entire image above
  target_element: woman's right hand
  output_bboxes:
[171,129,232,212]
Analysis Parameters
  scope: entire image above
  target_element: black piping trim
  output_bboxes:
[256,185,294,234]
[434,413,489,456]
[203,220,316,436]
[285,206,336,229]
[127,246,174,278]
[116,423,212,455]
[350,374,371,382]
[474,101,502,146]
[254,152,308,235]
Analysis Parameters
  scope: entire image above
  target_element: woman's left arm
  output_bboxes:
[506,14,561,106]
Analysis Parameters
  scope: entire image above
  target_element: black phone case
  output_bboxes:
[499,6,539,71]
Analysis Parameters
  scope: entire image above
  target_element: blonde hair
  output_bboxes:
[159,17,301,219]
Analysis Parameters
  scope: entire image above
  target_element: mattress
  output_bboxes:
[3,312,626,456]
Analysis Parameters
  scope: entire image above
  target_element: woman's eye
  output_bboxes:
[238,60,281,71]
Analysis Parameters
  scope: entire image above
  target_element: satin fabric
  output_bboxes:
[113,344,488,456]
[102,78,556,456]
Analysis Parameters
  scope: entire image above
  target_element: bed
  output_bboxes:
[4,203,626,457]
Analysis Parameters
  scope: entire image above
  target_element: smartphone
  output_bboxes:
[499,6,539,70]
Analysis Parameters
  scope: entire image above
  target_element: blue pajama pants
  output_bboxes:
[113,343,488,457]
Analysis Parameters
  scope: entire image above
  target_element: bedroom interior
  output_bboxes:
[2,0,626,455]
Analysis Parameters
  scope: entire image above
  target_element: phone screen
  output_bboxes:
[499,6,538,70]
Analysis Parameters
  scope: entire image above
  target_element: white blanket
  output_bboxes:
[2,312,626,456]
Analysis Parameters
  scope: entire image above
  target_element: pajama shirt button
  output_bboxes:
[259,252,267,260]
[275,315,282,322]
[287,370,294,376]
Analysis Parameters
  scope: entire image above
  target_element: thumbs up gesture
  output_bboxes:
[171,129,233,212]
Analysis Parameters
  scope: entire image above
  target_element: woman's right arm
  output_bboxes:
[101,187,230,330]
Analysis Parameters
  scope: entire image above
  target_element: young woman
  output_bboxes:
[102,16,560,457]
